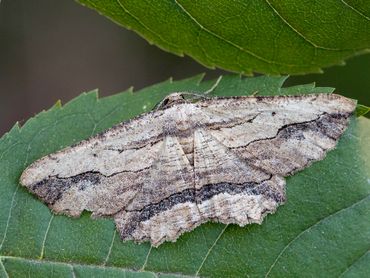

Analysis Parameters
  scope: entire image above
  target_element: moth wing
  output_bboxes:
[193,129,285,225]
[115,135,197,246]
[20,109,168,217]
[198,94,355,176]
[116,129,286,246]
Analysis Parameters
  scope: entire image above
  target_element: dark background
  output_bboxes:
[1,0,369,136]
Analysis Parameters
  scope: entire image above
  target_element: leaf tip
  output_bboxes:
[356,104,370,117]
[128,86,134,94]
[54,100,62,108]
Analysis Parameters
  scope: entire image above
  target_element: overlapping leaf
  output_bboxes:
[76,0,370,74]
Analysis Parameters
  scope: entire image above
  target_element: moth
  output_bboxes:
[20,92,356,246]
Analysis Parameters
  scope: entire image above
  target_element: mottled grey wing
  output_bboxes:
[20,109,168,217]
[114,135,197,246]
[177,94,355,237]
[197,94,356,176]
[193,129,286,226]
[114,129,285,246]
[20,93,356,247]
[121,91,356,246]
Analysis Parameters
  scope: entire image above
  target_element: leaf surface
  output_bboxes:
[76,0,370,74]
[0,75,369,277]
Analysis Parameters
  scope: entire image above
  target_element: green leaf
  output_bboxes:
[356,104,370,117]
[76,0,370,75]
[1,75,369,277]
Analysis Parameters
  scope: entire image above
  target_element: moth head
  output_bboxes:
[156,93,187,110]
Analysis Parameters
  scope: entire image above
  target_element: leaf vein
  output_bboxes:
[90,101,128,136]
[114,0,179,50]
[39,215,54,260]
[265,194,370,277]
[0,259,9,278]
[70,264,76,278]
[195,224,229,276]
[140,245,153,271]
[173,0,300,67]
[340,0,370,21]
[264,0,342,51]
[0,185,20,252]
[0,256,159,277]
[338,249,370,277]
[103,230,116,266]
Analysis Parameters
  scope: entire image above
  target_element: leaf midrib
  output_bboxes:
[0,255,197,278]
